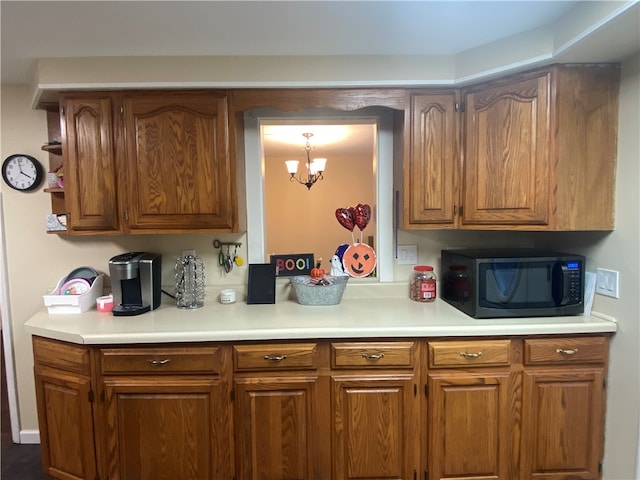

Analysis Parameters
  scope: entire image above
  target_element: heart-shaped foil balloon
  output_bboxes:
[354,204,371,231]
[335,207,355,232]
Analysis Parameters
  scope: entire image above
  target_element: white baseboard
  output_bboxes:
[19,429,40,444]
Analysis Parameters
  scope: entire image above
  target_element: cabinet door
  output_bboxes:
[61,93,120,233]
[463,73,551,227]
[332,374,420,480]
[234,375,329,480]
[103,376,233,480]
[34,366,97,480]
[521,368,605,479]
[404,91,459,228]
[427,371,518,480]
[122,91,236,232]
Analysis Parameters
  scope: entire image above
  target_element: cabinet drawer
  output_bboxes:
[33,336,91,375]
[100,346,220,375]
[234,343,318,371]
[428,340,512,368]
[524,336,608,365]
[331,342,416,369]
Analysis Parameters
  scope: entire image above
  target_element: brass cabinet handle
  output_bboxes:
[264,354,287,362]
[362,353,385,360]
[147,359,171,366]
[556,348,578,355]
[460,351,483,359]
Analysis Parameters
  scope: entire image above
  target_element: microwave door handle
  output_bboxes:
[552,264,570,306]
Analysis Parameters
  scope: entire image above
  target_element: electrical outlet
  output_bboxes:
[596,268,619,298]
[397,245,418,265]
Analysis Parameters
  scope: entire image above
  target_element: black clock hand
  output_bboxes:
[17,158,24,173]
[19,171,33,179]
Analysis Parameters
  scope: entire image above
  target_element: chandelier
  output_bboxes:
[285,133,327,190]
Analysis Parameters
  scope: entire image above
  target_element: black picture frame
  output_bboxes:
[247,263,277,304]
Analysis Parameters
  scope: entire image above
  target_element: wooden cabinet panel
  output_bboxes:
[122,91,236,232]
[331,341,416,369]
[521,369,605,479]
[427,371,518,480]
[100,345,221,375]
[404,90,459,228]
[103,376,232,480]
[34,366,97,480]
[524,336,608,366]
[234,375,329,480]
[233,343,319,371]
[61,93,120,233]
[463,73,550,227]
[428,339,512,368]
[332,374,419,480]
[33,336,91,375]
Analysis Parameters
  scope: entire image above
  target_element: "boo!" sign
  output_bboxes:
[270,253,315,276]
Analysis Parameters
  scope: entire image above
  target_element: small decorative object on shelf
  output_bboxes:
[46,214,67,232]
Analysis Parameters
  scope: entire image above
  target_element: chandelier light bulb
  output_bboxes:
[285,160,299,174]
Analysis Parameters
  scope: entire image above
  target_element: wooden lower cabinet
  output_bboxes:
[427,371,518,480]
[234,375,329,480]
[520,337,608,479]
[331,374,420,480]
[32,336,99,480]
[426,339,518,480]
[34,365,98,480]
[102,376,231,480]
[32,335,610,480]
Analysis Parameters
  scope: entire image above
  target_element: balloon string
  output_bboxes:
[351,231,355,244]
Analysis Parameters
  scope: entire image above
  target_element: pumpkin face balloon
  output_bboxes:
[342,243,377,278]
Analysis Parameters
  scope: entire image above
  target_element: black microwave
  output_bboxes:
[441,248,584,318]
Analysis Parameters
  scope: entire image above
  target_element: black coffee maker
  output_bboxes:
[109,252,162,316]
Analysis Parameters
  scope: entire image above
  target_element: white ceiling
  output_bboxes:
[2,0,638,86]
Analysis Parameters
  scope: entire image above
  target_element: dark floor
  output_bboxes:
[1,335,49,480]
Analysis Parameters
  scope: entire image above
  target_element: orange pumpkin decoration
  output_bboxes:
[310,262,325,279]
[342,243,377,278]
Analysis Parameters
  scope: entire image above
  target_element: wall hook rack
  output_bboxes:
[213,239,242,249]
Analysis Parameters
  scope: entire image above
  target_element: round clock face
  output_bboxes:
[2,154,44,192]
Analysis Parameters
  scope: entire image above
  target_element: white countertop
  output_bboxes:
[25,284,617,345]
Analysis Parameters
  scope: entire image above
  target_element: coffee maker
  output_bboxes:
[109,252,162,316]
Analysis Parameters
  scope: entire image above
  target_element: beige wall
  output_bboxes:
[2,53,639,477]
[598,50,640,480]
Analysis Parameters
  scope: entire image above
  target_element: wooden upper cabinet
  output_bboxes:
[61,93,120,233]
[403,64,619,231]
[122,91,236,232]
[462,64,620,231]
[404,90,459,228]
[463,73,551,228]
[59,90,237,235]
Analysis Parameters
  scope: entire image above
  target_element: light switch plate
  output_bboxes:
[397,245,418,265]
[595,268,619,298]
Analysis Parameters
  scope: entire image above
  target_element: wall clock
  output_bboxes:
[2,154,44,192]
